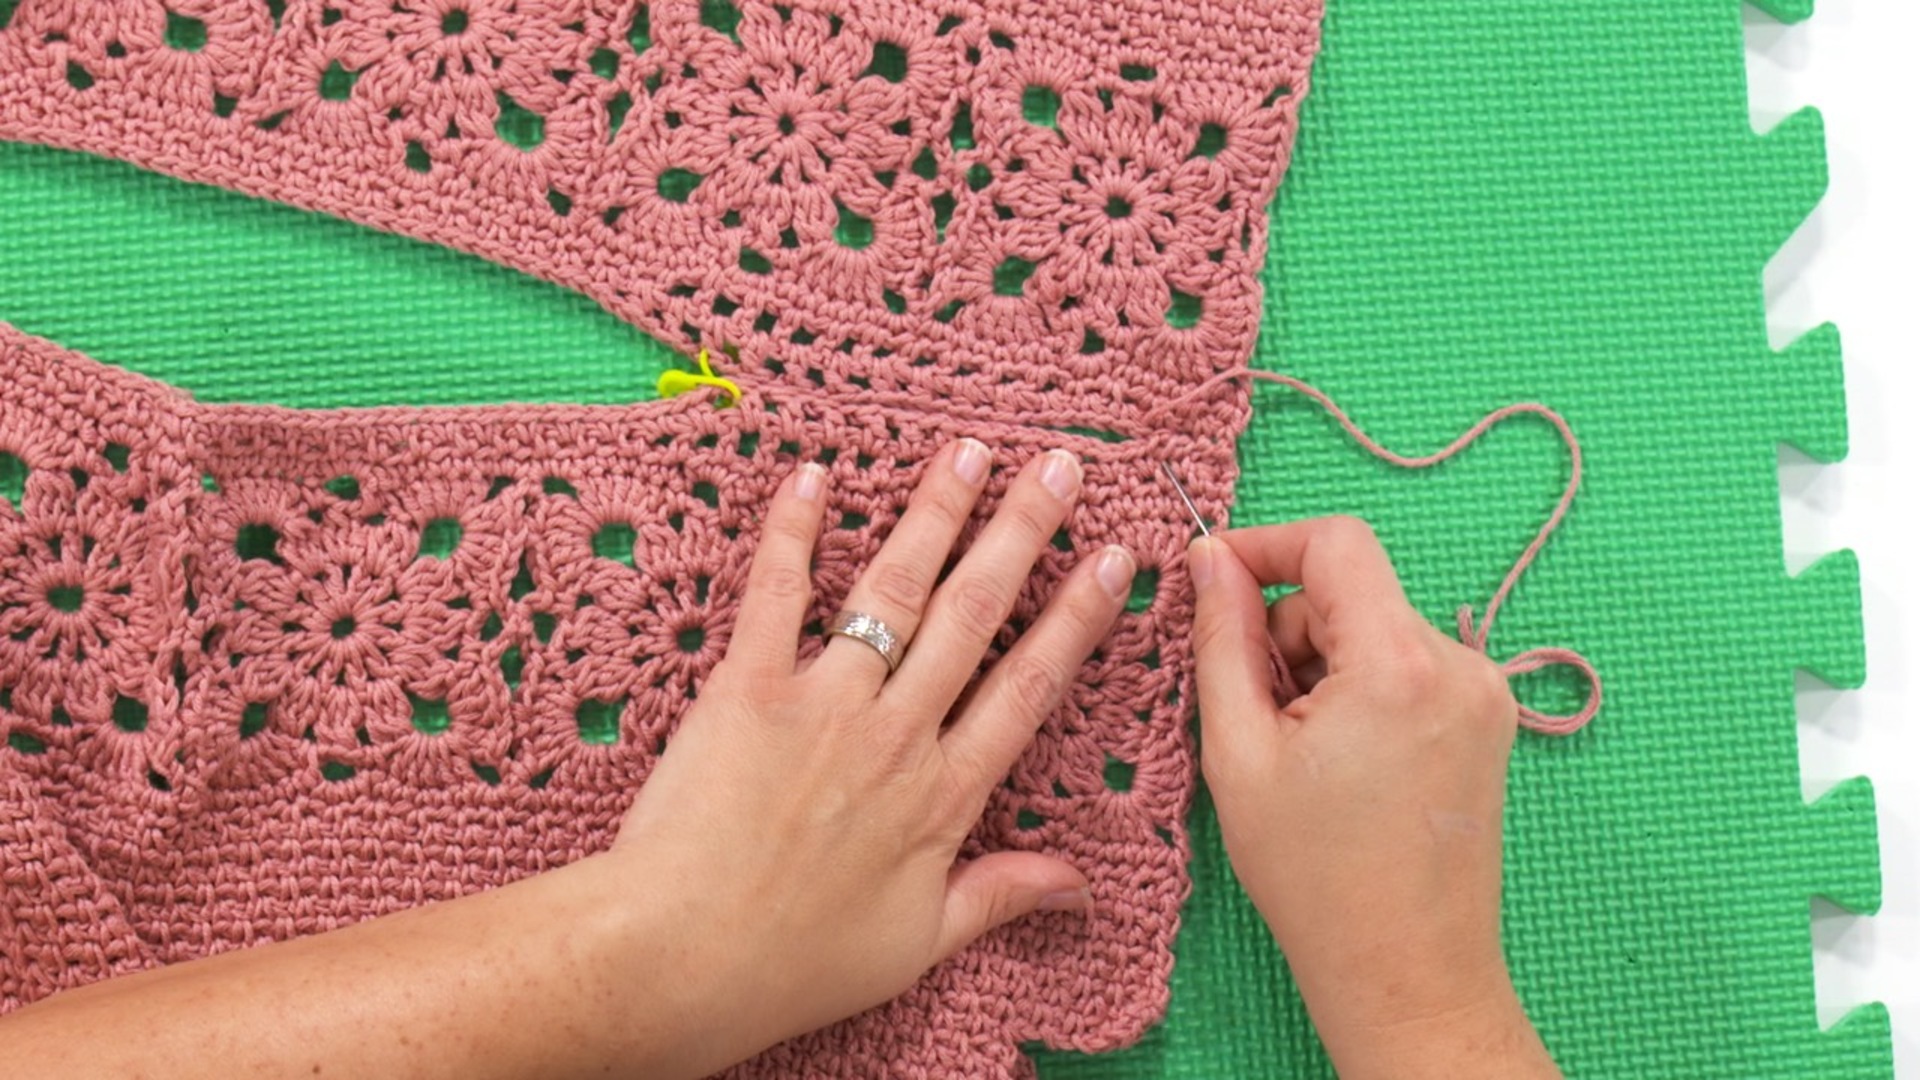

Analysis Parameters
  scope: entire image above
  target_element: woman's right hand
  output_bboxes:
[1187,519,1560,1080]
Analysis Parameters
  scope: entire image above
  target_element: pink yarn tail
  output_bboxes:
[1152,367,1602,735]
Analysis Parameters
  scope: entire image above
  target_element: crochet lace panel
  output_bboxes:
[0,0,1323,1073]
[0,0,1319,437]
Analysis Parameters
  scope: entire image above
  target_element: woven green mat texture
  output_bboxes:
[0,0,1888,1077]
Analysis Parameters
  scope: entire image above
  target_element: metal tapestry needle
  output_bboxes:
[1160,461,1211,538]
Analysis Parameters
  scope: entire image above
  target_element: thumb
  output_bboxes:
[934,852,1090,962]
[1189,537,1286,768]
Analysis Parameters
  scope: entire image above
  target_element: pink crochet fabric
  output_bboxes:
[0,324,1232,1076]
[0,0,1321,434]
[0,0,1325,1072]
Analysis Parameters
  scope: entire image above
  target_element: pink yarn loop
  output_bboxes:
[1485,639,1603,736]
[1149,367,1602,736]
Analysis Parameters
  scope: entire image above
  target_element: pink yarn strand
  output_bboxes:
[1150,367,1601,735]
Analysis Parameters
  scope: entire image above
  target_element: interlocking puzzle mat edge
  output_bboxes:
[0,0,1891,1076]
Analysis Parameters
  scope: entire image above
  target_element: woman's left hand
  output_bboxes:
[594,439,1135,1075]
[0,439,1131,1080]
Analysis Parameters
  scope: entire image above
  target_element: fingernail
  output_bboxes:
[1094,545,1134,600]
[793,463,827,502]
[1038,887,1091,914]
[1188,537,1216,588]
[953,438,991,485]
[1039,449,1082,502]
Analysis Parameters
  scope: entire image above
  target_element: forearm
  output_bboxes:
[0,854,726,1080]
[1306,970,1560,1080]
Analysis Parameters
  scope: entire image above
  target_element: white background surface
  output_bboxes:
[1745,0,1919,1073]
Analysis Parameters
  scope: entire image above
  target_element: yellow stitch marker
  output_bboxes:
[656,349,742,407]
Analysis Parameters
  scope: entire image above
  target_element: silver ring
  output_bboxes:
[826,610,906,674]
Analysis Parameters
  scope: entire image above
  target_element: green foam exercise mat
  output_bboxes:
[0,0,1887,1076]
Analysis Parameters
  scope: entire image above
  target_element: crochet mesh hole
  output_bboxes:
[330,616,356,639]
[994,257,1036,297]
[235,523,281,563]
[677,626,705,653]
[163,11,206,51]
[8,731,47,755]
[547,188,573,216]
[834,203,873,250]
[44,584,81,613]
[627,4,650,52]
[1103,755,1135,792]
[738,247,771,273]
[692,480,720,507]
[440,8,468,33]
[495,93,544,149]
[0,0,17,31]
[65,62,93,92]
[542,476,578,498]
[1120,63,1155,81]
[1,452,29,507]
[410,694,451,734]
[700,0,740,40]
[533,611,557,643]
[239,702,269,738]
[1167,290,1203,329]
[658,168,701,202]
[575,697,623,744]
[592,522,636,566]
[324,475,360,499]
[500,645,524,688]
[1016,808,1045,830]
[404,140,431,173]
[949,102,973,150]
[510,555,536,600]
[865,41,907,83]
[607,92,633,136]
[931,193,955,241]
[319,60,358,101]
[1126,567,1159,614]
[591,47,619,78]
[112,695,148,732]
[1193,123,1228,158]
[472,762,501,785]
[417,517,463,559]
[320,761,355,781]
[1104,196,1131,219]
